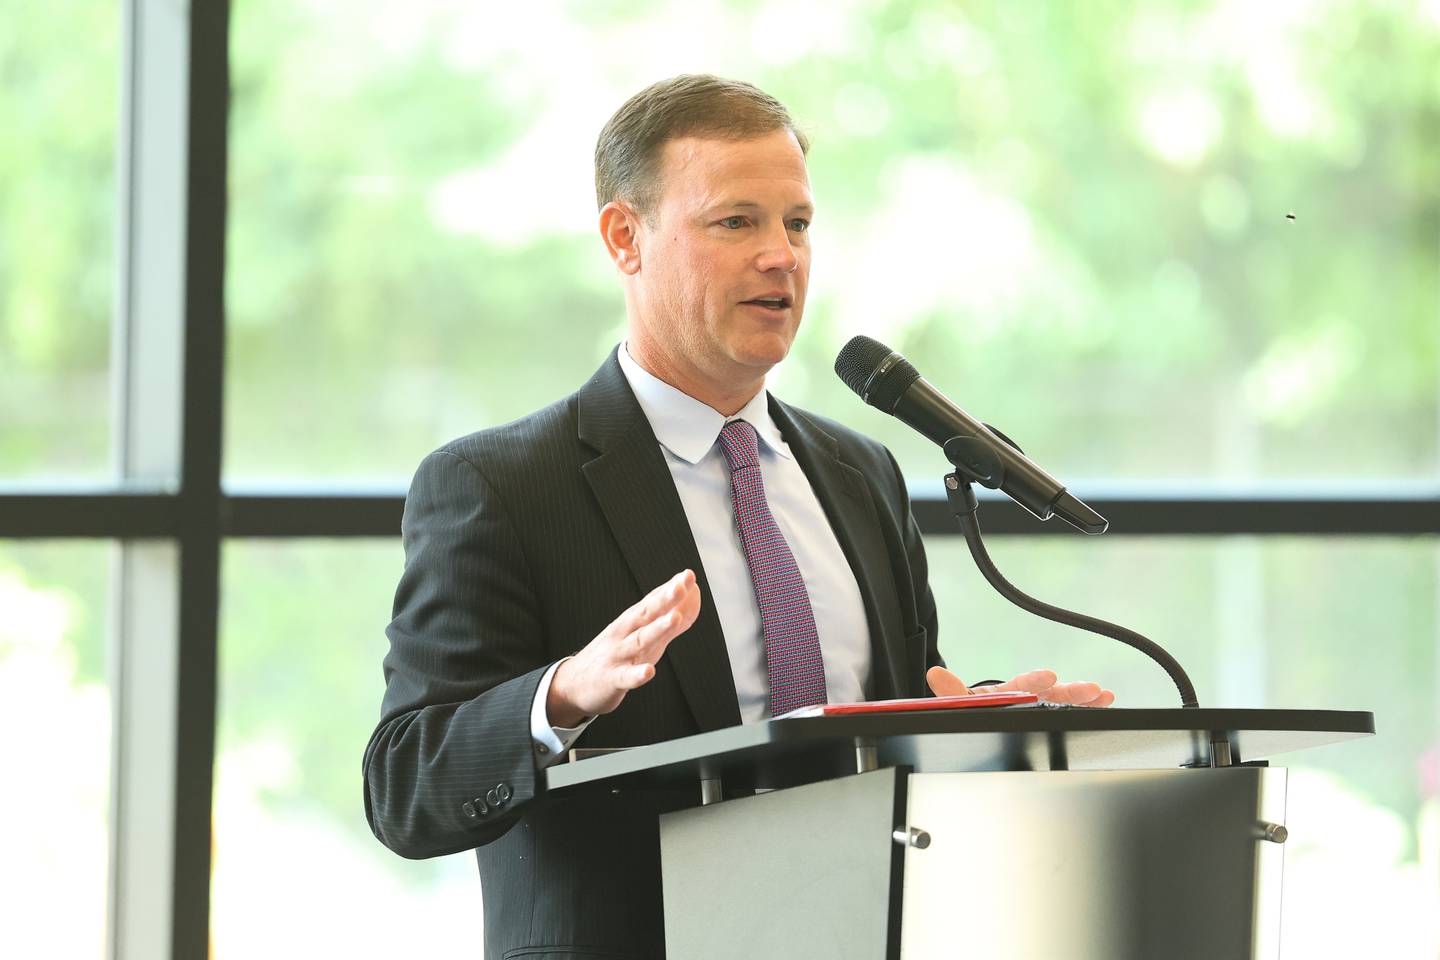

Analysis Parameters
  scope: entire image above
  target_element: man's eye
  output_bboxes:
[720,216,746,229]
[788,218,810,233]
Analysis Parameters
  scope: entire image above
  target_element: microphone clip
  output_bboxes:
[942,435,1005,490]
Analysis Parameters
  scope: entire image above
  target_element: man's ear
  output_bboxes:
[599,201,644,276]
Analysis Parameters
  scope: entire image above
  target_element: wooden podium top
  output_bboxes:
[543,706,1374,796]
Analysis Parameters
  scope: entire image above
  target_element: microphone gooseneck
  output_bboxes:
[946,476,1199,708]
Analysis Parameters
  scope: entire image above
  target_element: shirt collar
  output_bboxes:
[617,341,793,466]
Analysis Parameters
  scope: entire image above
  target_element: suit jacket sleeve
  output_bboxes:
[363,448,552,859]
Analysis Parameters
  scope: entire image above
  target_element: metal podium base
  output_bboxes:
[660,766,1287,960]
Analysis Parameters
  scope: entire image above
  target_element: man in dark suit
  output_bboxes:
[364,74,1111,960]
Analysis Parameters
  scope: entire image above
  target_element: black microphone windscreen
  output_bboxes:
[834,335,919,412]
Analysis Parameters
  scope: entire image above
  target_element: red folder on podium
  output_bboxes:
[779,690,1038,719]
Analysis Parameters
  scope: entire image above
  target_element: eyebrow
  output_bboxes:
[710,199,815,215]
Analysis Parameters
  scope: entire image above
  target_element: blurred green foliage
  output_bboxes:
[219,0,1439,482]
[0,543,108,685]
[220,541,401,830]
[0,0,117,478]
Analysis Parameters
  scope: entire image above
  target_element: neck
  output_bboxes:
[625,335,766,418]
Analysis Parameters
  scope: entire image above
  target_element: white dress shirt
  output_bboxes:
[530,343,872,765]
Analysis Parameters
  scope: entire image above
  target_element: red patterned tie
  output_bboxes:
[718,420,828,716]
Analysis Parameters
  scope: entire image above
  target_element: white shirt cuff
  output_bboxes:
[530,658,594,768]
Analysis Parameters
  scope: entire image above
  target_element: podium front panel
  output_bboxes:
[660,768,905,960]
[899,767,1286,960]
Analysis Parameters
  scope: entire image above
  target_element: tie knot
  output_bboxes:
[718,419,761,471]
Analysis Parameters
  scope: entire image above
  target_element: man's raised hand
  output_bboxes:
[546,570,702,727]
[927,665,1116,707]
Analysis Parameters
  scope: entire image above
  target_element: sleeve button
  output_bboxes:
[497,783,512,803]
[485,787,500,807]
[461,800,478,820]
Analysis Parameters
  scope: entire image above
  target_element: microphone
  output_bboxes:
[834,335,1107,535]
[836,334,1201,709]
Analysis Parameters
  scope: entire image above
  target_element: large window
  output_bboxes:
[4,0,1436,957]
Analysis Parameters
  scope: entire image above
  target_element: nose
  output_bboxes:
[755,223,799,275]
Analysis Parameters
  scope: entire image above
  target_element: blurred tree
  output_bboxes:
[0,0,117,477]
[220,0,1438,483]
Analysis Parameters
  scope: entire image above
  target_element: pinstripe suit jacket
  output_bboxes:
[363,347,941,959]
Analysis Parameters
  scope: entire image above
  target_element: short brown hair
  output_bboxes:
[594,74,809,215]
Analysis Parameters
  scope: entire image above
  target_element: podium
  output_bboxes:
[544,706,1373,960]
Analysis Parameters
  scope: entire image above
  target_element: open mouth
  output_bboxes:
[741,296,792,311]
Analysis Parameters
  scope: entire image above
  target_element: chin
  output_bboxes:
[728,333,794,369]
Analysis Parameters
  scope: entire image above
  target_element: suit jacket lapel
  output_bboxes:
[769,397,908,702]
[577,349,742,732]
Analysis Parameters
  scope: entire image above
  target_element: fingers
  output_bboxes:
[560,571,702,717]
[618,661,655,690]
[1040,680,1101,704]
[1055,682,1114,706]
[611,572,702,667]
[934,665,1117,708]
[1023,673,1115,707]
[620,606,686,660]
[1003,669,1058,694]
[609,569,696,639]
[926,665,971,697]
